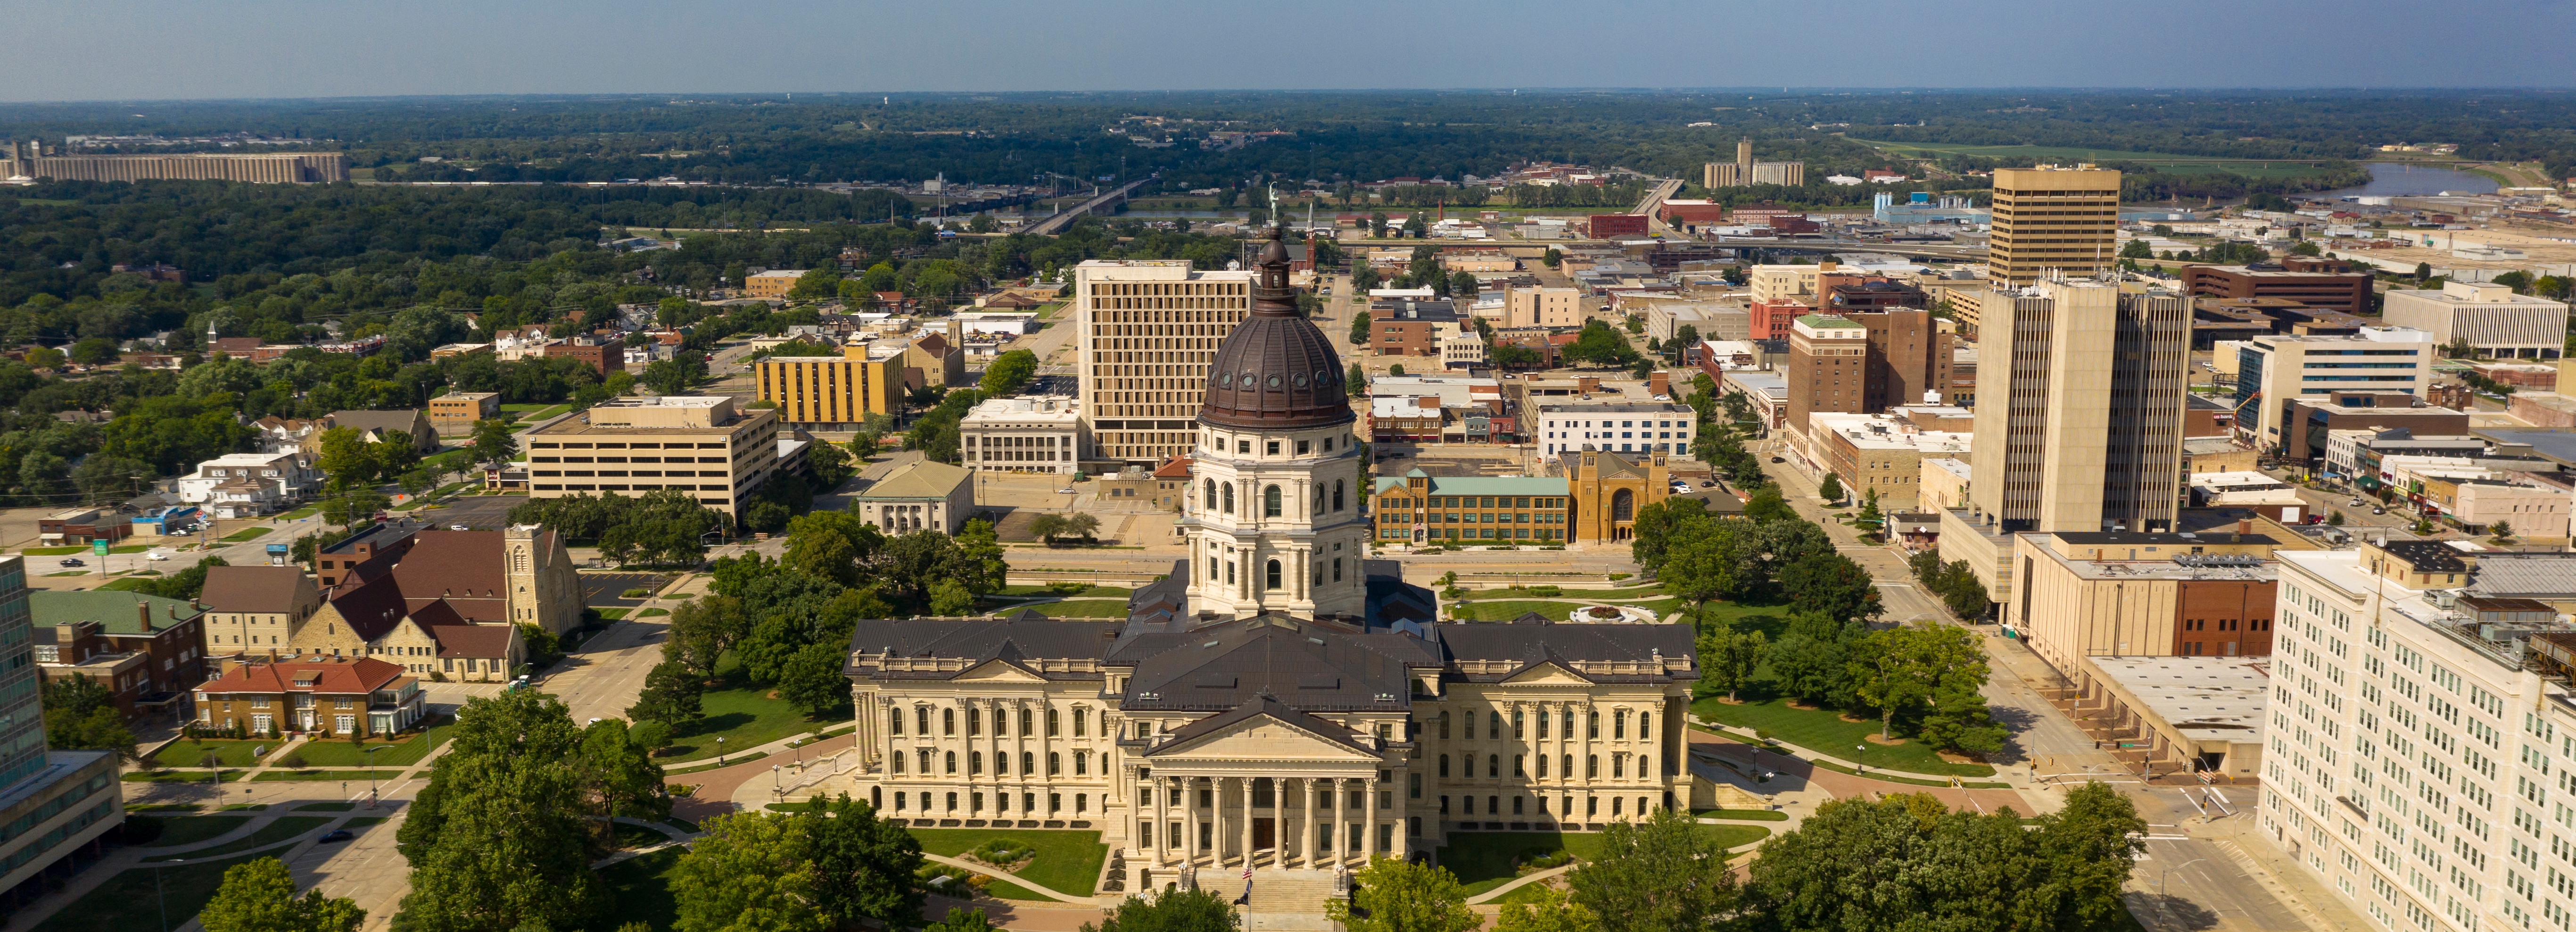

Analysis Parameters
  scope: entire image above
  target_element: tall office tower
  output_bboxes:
[1965,279,2188,534]
[1703,139,1804,189]
[1075,259,1255,466]
[1737,138,1753,174]
[0,555,128,898]
[2256,542,2576,932]
[1985,165,2121,285]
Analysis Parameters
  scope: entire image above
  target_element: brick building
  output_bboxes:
[194,657,427,738]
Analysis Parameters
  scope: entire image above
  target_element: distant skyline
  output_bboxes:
[11,0,2576,103]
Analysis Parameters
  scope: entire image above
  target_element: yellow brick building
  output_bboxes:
[755,345,906,430]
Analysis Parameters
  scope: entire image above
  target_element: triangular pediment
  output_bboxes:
[1149,713,1378,763]
[953,658,1046,682]
[1501,660,1594,685]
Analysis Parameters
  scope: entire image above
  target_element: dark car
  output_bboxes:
[318,829,354,843]
[1768,456,1784,463]
[58,558,83,567]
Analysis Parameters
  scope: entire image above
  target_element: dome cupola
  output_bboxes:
[1197,225,1353,431]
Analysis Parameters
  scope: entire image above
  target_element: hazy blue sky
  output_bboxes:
[13,0,2575,101]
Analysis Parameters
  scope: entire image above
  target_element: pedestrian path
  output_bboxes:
[920,852,1096,904]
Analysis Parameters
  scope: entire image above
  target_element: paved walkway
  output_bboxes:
[665,733,857,821]
[1684,729,2038,816]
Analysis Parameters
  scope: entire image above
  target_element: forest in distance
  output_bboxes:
[3,89,2568,193]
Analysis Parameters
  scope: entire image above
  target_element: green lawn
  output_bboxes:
[1037,599,1131,618]
[1448,600,1595,622]
[998,584,1133,599]
[152,740,278,768]
[1698,809,1790,822]
[282,506,321,519]
[597,608,631,620]
[290,721,453,767]
[1435,826,1769,895]
[144,816,333,861]
[136,816,248,847]
[297,801,359,812]
[908,828,1107,896]
[1693,598,1793,632]
[252,769,405,782]
[1489,880,1569,905]
[43,854,271,932]
[658,655,826,762]
[1691,697,1994,777]
[221,527,274,542]
[597,847,687,932]
[22,546,88,555]
[636,607,669,617]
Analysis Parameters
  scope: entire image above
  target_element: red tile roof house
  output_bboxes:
[194,657,426,739]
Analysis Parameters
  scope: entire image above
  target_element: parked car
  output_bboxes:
[449,524,469,531]
[58,558,83,567]
[2349,498,2364,507]
[1768,456,1784,463]
[145,550,170,561]
[2372,507,2387,515]
[318,829,353,843]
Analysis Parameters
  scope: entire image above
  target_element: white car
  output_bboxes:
[450,524,470,531]
[144,550,171,561]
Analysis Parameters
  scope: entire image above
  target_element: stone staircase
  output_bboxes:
[1236,869,1342,931]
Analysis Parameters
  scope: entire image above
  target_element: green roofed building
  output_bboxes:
[1372,468,1572,545]
[31,589,211,722]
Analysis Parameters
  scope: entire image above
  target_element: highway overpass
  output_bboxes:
[1025,178,1153,236]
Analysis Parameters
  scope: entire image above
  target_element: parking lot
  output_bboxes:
[426,494,527,530]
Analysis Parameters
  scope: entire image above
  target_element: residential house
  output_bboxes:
[176,451,321,518]
[194,657,427,738]
[325,409,440,458]
[197,565,325,658]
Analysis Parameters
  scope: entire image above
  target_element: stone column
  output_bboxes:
[1364,770,1380,860]
[1285,776,1302,869]
[1237,777,1253,869]
[1186,778,1200,865]
[1577,702,1593,823]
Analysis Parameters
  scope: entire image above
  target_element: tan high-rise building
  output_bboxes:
[1939,280,2188,612]
[754,343,907,430]
[1985,166,2121,285]
[523,396,782,516]
[1075,260,1255,465]
[1703,138,1803,189]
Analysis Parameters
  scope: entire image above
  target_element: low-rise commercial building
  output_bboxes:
[2182,263,2374,316]
[36,508,131,546]
[1806,411,1972,509]
[1503,286,1582,329]
[2005,528,2281,673]
[525,396,782,517]
[2233,328,2438,455]
[2383,280,2572,359]
[2070,656,2267,780]
[961,396,1085,474]
[755,342,908,430]
[427,392,502,434]
[745,269,806,301]
[1532,403,1695,461]
[1370,300,1463,357]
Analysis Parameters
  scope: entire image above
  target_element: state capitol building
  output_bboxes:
[835,228,1699,878]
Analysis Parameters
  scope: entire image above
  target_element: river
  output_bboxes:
[2317,163,2498,198]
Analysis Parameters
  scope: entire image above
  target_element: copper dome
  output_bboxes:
[1198,226,1354,432]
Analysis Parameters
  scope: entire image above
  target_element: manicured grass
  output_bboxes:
[1697,808,1790,822]
[977,875,1053,901]
[43,854,270,932]
[1448,600,1596,622]
[999,584,1133,599]
[1693,598,1793,632]
[636,607,669,617]
[598,847,687,932]
[152,740,277,768]
[252,769,403,782]
[289,723,453,767]
[1038,599,1131,618]
[145,816,332,861]
[615,822,669,849]
[136,816,248,847]
[1691,696,1995,777]
[597,607,632,620]
[908,828,1107,896]
[297,801,359,811]
[346,816,389,826]
[221,527,274,542]
[1435,826,1770,895]
[42,570,92,577]
[660,655,826,762]
[21,546,88,555]
[127,803,204,812]
[1489,880,1568,905]
[282,506,321,519]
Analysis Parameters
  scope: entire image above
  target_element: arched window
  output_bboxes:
[1264,485,1282,517]
[1586,755,1599,778]
[1334,480,1346,511]
[1265,559,1282,590]
[889,708,904,736]
[1222,483,1235,514]
[1487,754,1499,777]
[1208,557,1220,582]
[1314,485,1326,513]
[1438,754,1450,777]
[1049,752,1062,775]
[944,751,957,774]
[1611,488,1635,522]
[1331,558,1342,582]
[1562,754,1573,777]
[1204,479,1216,510]
[1022,751,1034,774]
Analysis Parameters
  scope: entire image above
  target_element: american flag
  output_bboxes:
[1242,862,1253,879]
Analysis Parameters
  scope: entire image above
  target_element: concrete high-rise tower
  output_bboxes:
[1963,279,2189,534]
[1181,227,1368,621]
[1074,259,1254,466]
[1986,165,2121,285]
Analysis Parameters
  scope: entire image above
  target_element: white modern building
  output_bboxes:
[1533,403,1696,461]
[2383,281,2571,360]
[2234,328,2438,452]
[960,396,1086,475]
[2260,540,2576,932]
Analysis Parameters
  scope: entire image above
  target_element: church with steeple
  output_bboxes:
[829,225,1699,901]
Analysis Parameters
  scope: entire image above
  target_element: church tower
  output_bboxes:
[1183,226,1368,621]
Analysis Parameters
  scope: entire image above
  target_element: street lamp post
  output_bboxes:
[153,858,185,932]
[364,745,389,807]
[1855,744,1867,774]
[774,764,783,799]
[717,736,726,766]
